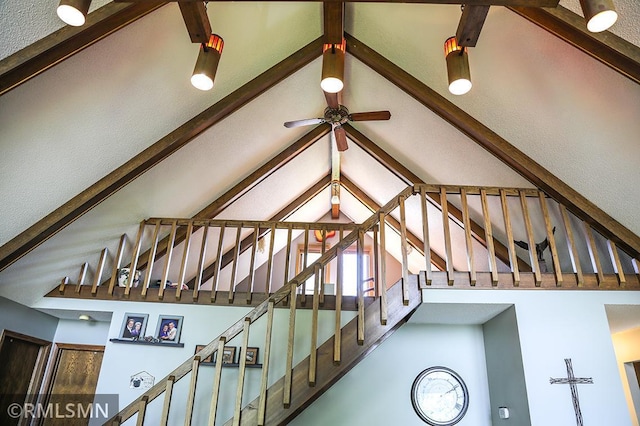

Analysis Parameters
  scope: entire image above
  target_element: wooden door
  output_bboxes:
[0,330,51,426]
[42,344,104,426]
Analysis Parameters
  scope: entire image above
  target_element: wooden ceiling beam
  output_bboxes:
[345,33,640,257]
[323,2,344,44]
[178,2,212,44]
[509,5,640,85]
[0,2,165,97]
[456,5,490,47]
[118,0,560,7]
[0,37,324,273]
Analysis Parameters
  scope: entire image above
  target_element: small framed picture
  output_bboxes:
[194,345,213,363]
[155,315,184,344]
[119,313,149,340]
[221,346,236,365]
[245,347,259,365]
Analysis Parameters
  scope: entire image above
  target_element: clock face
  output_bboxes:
[411,367,469,426]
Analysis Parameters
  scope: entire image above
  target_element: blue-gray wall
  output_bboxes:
[0,296,58,341]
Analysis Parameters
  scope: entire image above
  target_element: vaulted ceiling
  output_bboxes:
[0,1,639,310]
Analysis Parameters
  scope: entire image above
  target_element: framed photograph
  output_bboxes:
[155,315,184,344]
[220,346,236,365]
[194,345,213,363]
[119,313,148,340]
[245,347,259,365]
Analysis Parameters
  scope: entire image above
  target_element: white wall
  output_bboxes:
[425,289,637,426]
[291,323,492,426]
[0,296,58,341]
[612,327,640,426]
[53,319,111,346]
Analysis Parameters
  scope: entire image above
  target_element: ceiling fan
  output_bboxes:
[284,93,391,151]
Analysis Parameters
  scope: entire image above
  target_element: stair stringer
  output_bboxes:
[227,274,422,426]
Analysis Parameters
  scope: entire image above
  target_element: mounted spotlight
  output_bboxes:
[580,0,618,32]
[444,36,472,96]
[321,39,346,93]
[191,34,224,91]
[57,0,91,27]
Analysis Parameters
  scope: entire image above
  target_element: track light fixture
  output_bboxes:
[444,36,472,96]
[191,34,224,91]
[580,0,618,32]
[321,39,346,93]
[57,0,91,27]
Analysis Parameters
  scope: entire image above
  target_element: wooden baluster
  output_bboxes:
[108,234,127,295]
[58,276,69,294]
[334,241,343,365]
[320,228,327,305]
[211,223,227,303]
[75,262,88,294]
[300,224,310,305]
[399,195,411,300]
[461,189,477,286]
[309,264,321,386]
[159,221,177,300]
[159,375,175,426]
[184,357,200,426]
[379,212,388,326]
[440,188,455,285]
[233,318,251,426]
[264,224,276,297]
[607,240,626,287]
[246,225,259,304]
[229,225,243,303]
[136,396,149,426]
[283,281,298,408]
[107,416,121,426]
[207,338,226,426]
[583,222,604,285]
[126,221,146,297]
[283,225,293,305]
[257,301,275,426]
[480,189,499,286]
[420,186,432,286]
[559,205,584,286]
[632,259,640,286]
[372,226,379,297]
[91,248,108,295]
[538,192,563,286]
[141,221,162,298]
[519,191,542,286]
[176,221,194,301]
[357,229,365,344]
[500,189,520,287]
[194,225,209,301]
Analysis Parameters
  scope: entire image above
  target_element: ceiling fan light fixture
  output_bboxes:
[444,36,472,96]
[57,0,91,27]
[321,40,346,93]
[580,0,618,32]
[191,34,224,91]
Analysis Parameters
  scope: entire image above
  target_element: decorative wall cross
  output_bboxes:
[549,358,594,426]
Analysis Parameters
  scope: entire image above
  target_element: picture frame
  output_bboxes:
[245,347,259,365]
[119,313,149,340]
[219,346,236,365]
[194,344,213,363]
[155,315,184,344]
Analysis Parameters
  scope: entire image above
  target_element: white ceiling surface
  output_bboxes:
[0,2,639,314]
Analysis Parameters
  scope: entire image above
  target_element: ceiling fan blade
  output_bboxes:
[334,125,348,151]
[324,90,341,110]
[349,111,391,121]
[283,118,325,128]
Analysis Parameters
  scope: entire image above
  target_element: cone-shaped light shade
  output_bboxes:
[57,0,91,26]
[580,0,618,32]
[444,36,472,96]
[191,34,224,91]
[321,40,346,93]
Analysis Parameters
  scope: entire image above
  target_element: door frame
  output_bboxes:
[40,342,105,397]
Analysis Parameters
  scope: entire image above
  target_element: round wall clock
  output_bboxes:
[411,366,469,426]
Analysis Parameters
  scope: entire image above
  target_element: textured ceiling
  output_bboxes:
[0,2,639,325]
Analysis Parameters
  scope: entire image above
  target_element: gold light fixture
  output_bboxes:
[321,39,346,93]
[444,36,472,96]
[57,0,91,27]
[580,0,618,32]
[191,34,224,91]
